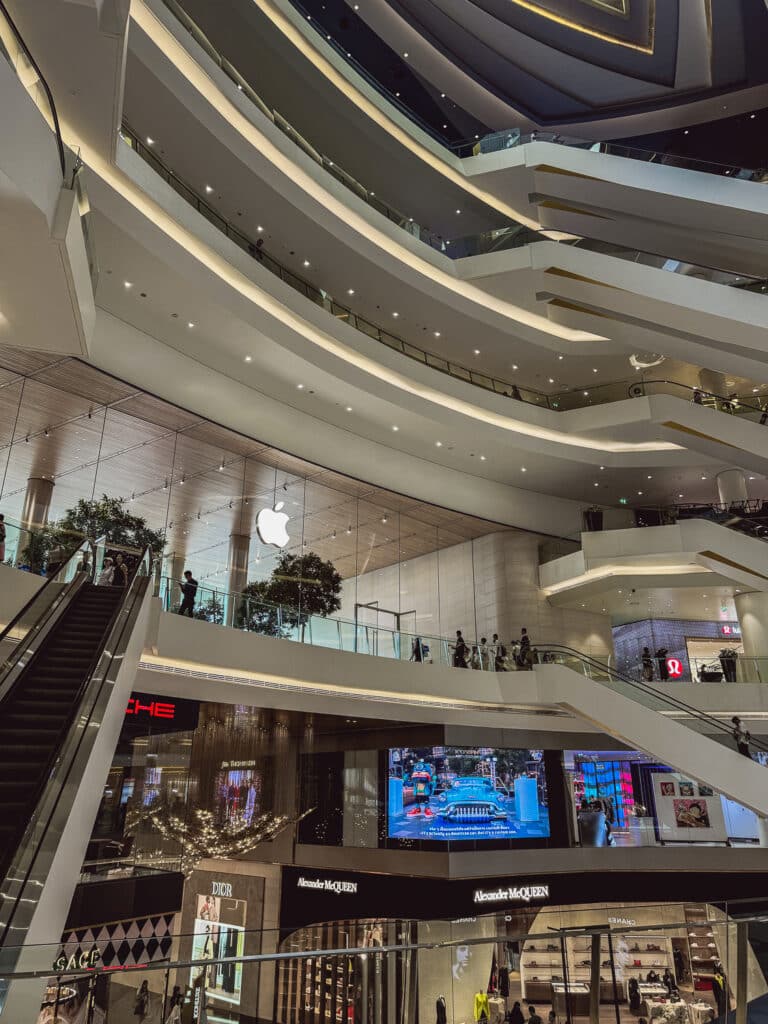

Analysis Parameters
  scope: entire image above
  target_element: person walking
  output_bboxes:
[519,627,531,668]
[656,647,669,681]
[477,637,489,670]
[96,556,114,587]
[528,1005,543,1024]
[732,716,752,758]
[178,570,198,617]
[492,633,507,671]
[410,637,424,662]
[134,979,150,1019]
[641,646,654,681]
[0,514,5,563]
[453,630,469,668]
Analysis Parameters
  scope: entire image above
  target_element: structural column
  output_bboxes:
[225,532,250,626]
[20,475,54,531]
[716,470,748,506]
[734,592,768,662]
[163,551,187,610]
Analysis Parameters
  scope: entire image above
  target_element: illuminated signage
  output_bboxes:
[297,876,358,895]
[473,884,549,905]
[212,881,233,897]
[609,916,636,927]
[53,948,101,972]
[721,625,741,636]
[125,697,176,719]
[666,658,683,679]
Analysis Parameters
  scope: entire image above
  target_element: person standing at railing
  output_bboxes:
[178,569,198,617]
[492,633,507,671]
[452,630,469,668]
[410,637,424,663]
[519,627,531,668]
[0,514,5,563]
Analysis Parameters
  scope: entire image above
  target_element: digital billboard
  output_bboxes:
[387,747,549,841]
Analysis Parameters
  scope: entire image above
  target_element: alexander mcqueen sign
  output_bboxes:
[297,876,358,895]
[473,884,549,905]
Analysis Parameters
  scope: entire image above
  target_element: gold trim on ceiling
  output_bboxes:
[536,198,611,218]
[699,550,768,584]
[505,0,655,52]
[531,165,602,181]
[545,266,618,286]
[545,298,614,319]
[661,421,741,450]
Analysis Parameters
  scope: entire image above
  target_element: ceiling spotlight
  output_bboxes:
[647,475,652,479]
[392,425,399,431]
[303,259,310,267]
[435,441,443,447]
[455,209,461,215]
[347,525,352,534]
[332,529,337,539]
[434,331,441,337]
[440,92,446,98]
[345,405,353,412]
[382,515,388,523]
[124,281,132,289]
[187,321,195,328]
[297,383,305,389]
[244,355,253,363]
[218,461,225,472]
[521,466,527,472]
[180,476,185,485]
[204,185,214,194]
[600,465,605,470]
[347,288,355,295]
[548,378,555,384]
[392,311,399,318]
[163,479,168,490]
[592,368,598,373]
[146,137,155,145]
[480,455,487,461]
[403,51,409,58]
[558,355,564,360]
[473,349,480,355]
[594,482,599,487]
[512,364,519,371]
[257,225,263,232]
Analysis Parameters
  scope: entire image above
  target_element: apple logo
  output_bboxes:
[256,501,290,548]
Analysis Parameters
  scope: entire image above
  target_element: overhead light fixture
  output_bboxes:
[435,441,443,447]
[548,378,555,384]
[392,425,399,431]
[146,137,155,145]
[347,525,352,534]
[558,355,564,360]
[257,225,263,232]
[297,383,305,389]
[205,185,214,194]
[345,405,353,412]
[124,281,132,288]
[512,364,519,371]
[480,455,487,461]
[392,311,399,318]
[347,288,355,295]
[244,355,252,362]
[455,209,461,215]
[303,259,310,267]
[219,460,225,472]
[521,466,526,472]
[473,349,480,355]
[187,321,195,328]
[180,475,185,485]
[382,515,388,523]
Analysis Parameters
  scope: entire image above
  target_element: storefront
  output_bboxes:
[276,867,768,1024]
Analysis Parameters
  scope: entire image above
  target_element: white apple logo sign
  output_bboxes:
[256,501,290,548]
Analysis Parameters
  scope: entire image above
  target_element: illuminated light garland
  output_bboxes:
[127,802,312,877]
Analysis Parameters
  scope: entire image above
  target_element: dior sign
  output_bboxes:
[473,884,550,905]
[212,881,233,897]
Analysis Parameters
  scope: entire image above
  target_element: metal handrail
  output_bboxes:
[0,0,66,178]
[537,642,768,753]
[0,547,153,951]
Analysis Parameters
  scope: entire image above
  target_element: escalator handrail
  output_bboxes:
[0,547,153,950]
[535,641,768,753]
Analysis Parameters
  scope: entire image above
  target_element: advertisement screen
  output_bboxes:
[387,747,549,841]
[190,893,247,1007]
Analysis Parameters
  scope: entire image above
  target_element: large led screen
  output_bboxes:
[387,747,549,841]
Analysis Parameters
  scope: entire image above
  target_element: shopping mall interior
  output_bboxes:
[4,0,768,1021]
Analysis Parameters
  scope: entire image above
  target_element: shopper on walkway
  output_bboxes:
[692,389,703,405]
[656,647,669,681]
[528,1005,543,1024]
[493,633,507,671]
[134,979,150,1019]
[453,630,469,668]
[178,570,198,617]
[509,1003,525,1024]
[0,514,5,562]
[641,647,654,681]
[732,716,752,758]
[519,627,530,665]
[410,637,424,662]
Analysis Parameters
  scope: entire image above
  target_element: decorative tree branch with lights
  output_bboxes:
[126,802,310,878]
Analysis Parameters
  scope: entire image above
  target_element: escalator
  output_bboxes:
[0,539,153,1002]
[532,643,768,816]
[0,583,123,874]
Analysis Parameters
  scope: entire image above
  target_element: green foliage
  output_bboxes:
[194,595,224,625]
[19,495,164,573]
[236,552,342,636]
[57,496,164,553]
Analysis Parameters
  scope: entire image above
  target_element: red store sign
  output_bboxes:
[125,697,176,720]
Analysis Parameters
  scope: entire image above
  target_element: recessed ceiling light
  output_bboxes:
[347,288,355,295]
[392,425,399,431]
[512,364,519,371]
[244,355,253,362]
[600,465,605,470]
[297,383,305,389]
[455,209,461,215]
[749,476,756,480]
[701,475,707,480]
[679,493,684,498]
[257,225,263,232]
[124,281,132,288]
[434,331,441,337]
[392,311,399,318]
[442,124,448,129]
[480,455,487,461]
[750,113,756,119]
[205,185,214,194]
[548,378,555,384]
[594,482,599,487]
[473,348,480,355]
[303,259,310,267]
[753,387,759,393]
[684,129,689,135]
[638,491,643,495]
[435,441,443,447]
[647,475,652,479]
[146,137,155,145]
[345,406,353,412]
[592,368,598,373]
[440,92,446,98]
[187,321,195,328]
[521,466,527,472]
[558,355,564,360]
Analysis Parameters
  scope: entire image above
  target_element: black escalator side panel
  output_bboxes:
[0,584,124,879]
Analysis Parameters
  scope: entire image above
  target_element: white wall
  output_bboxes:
[340,530,613,656]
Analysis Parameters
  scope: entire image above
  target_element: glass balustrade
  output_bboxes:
[0,900,762,1023]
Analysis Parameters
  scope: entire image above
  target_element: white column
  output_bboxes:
[716,470,748,506]
[20,475,54,531]
[734,591,768,659]
[225,533,250,626]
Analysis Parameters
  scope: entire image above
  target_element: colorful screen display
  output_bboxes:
[190,893,247,1008]
[387,747,549,841]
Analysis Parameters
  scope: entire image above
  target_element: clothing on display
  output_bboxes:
[474,991,490,1022]
[436,996,447,1024]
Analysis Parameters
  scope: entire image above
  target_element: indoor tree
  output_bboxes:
[236,551,342,639]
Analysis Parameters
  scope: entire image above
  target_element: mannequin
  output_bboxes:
[475,991,490,1023]
[437,996,447,1024]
